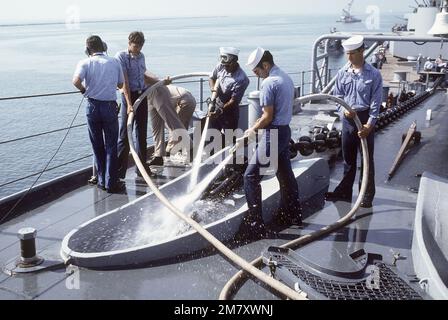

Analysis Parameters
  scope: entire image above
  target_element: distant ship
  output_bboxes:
[318,27,343,54]
[337,0,362,23]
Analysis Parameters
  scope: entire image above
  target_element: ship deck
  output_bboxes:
[0,88,447,300]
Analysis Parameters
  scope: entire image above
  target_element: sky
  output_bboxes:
[0,0,416,24]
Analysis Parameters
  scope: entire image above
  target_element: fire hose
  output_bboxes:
[129,82,369,300]
[219,93,369,300]
[128,73,307,300]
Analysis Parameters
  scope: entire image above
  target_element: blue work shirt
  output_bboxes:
[210,64,249,105]
[74,53,124,101]
[115,50,147,92]
[333,63,383,126]
[259,65,295,126]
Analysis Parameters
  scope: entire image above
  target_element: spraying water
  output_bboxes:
[189,116,210,192]
[189,80,220,192]
[132,196,237,248]
[186,151,234,206]
[131,151,236,247]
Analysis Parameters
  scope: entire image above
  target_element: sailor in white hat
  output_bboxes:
[325,35,383,208]
[342,35,365,52]
[240,48,302,238]
[219,47,240,65]
[208,47,249,135]
[246,47,265,71]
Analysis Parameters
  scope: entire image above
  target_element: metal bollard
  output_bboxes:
[247,91,262,129]
[17,227,40,265]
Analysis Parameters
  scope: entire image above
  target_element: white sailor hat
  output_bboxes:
[220,47,240,57]
[342,35,365,52]
[246,47,265,70]
[219,47,239,65]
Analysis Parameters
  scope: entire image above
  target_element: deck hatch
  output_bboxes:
[264,248,423,300]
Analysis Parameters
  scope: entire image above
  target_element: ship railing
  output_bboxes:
[0,67,337,194]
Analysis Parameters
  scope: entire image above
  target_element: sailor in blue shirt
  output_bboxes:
[115,31,151,178]
[208,47,249,134]
[242,48,302,238]
[326,35,383,208]
[73,35,124,193]
[116,32,187,169]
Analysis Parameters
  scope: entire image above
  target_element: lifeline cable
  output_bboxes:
[0,124,86,146]
[0,95,85,225]
[128,74,307,300]
[0,91,79,101]
[219,93,370,300]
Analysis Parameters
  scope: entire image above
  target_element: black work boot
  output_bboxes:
[239,213,267,240]
[136,164,152,177]
[273,207,303,227]
[148,156,164,166]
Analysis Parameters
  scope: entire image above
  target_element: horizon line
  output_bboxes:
[0,11,408,28]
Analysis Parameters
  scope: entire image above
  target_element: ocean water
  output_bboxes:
[0,14,400,198]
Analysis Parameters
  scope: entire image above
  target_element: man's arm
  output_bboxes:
[248,82,275,132]
[222,97,237,110]
[114,54,129,108]
[333,71,356,119]
[144,72,171,86]
[72,77,85,94]
[209,78,217,93]
[250,106,274,131]
[121,73,133,113]
[332,71,344,100]
[367,72,383,127]
[359,72,383,138]
[244,105,274,141]
[72,61,86,94]
[209,65,219,94]
[224,77,249,110]
[144,72,159,86]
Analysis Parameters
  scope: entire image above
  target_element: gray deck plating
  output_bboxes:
[1,91,447,299]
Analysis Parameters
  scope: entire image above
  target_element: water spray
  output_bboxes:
[128,74,307,300]
[189,79,221,192]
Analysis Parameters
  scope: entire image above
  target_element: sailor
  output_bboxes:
[325,35,383,208]
[436,54,443,66]
[435,54,447,72]
[242,48,302,237]
[416,54,423,74]
[423,58,435,72]
[147,82,194,167]
[164,85,197,159]
[73,35,125,193]
[116,31,187,170]
[377,48,385,69]
[208,47,250,143]
[115,31,152,178]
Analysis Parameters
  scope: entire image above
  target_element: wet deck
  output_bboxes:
[1,89,447,300]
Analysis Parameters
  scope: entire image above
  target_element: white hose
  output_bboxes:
[127,73,307,300]
[219,93,370,300]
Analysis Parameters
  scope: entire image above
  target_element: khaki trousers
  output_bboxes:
[149,85,195,156]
